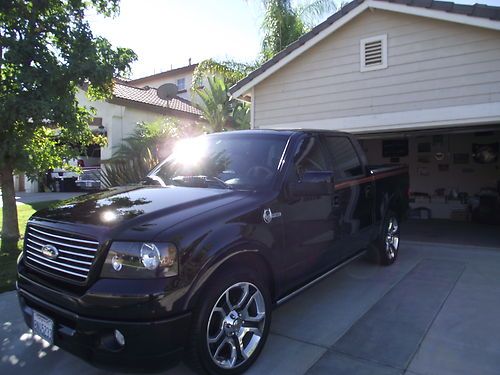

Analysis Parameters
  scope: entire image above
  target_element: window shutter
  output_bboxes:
[360,34,388,72]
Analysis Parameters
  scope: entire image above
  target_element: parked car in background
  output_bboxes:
[17,130,408,374]
[47,156,101,192]
[75,167,102,191]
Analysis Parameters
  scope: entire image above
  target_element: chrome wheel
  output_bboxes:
[385,216,399,260]
[206,282,266,369]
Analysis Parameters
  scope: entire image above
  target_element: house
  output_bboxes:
[15,78,202,193]
[127,61,199,102]
[230,0,500,223]
[78,79,203,161]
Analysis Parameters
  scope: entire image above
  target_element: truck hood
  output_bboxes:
[32,186,249,237]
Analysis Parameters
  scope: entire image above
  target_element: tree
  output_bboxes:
[261,0,305,60]
[261,0,336,59]
[232,103,251,130]
[193,76,232,132]
[100,118,204,187]
[193,76,251,132]
[194,0,336,83]
[192,59,258,89]
[0,0,136,250]
[191,0,335,130]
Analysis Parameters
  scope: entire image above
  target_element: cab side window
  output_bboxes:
[294,136,329,177]
[324,136,363,179]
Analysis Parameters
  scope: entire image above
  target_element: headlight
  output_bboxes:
[101,242,178,279]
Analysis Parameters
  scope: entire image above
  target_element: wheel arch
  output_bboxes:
[183,244,276,311]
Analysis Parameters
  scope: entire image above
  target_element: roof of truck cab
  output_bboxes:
[209,129,351,137]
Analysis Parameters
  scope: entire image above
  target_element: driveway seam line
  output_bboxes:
[403,261,467,372]
[328,258,423,348]
[269,331,329,349]
[302,259,424,374]
[328,346,405,372]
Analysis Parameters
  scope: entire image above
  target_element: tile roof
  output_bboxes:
[112,81,202,117]
[229,0,500,96]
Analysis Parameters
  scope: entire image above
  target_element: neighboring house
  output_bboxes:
[15,79,202,193]
[230,0,500,222]
[128,62,199,102]
[79,79,203,161]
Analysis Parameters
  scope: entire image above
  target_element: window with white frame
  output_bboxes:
[360,34,387,72]
[176,77,186,91]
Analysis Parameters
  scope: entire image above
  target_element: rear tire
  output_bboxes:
[375,210,400,266]
[187,268,272,375]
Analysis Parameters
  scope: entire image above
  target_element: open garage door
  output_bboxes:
[357,125,500,247]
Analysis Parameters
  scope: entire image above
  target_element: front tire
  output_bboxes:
[188,269,271,375]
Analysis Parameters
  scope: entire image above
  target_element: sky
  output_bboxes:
[87,0,500,79]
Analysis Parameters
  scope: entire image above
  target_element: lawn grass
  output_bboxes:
[0,200,58,293]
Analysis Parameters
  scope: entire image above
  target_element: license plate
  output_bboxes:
[33,311,54,345]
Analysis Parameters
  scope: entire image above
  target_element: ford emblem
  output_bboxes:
[41,244,59,260]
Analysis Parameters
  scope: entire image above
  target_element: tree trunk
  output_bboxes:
[1,165,20,253]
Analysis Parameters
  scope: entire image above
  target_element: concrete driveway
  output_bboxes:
[1,241,500,375]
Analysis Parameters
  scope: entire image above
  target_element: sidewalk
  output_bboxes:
[0,191,86,207]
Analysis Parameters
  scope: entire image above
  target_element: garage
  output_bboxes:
[230,0,500,243]
[358,126,500,233]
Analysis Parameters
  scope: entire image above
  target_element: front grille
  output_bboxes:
[24,225,99,282]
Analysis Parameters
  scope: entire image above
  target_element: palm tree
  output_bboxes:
[192,59,258,90]
[193,0,336,84]
[193,76,232,132]
[100,118,203,187]
[191,0,336,131]
[261,0,336,59]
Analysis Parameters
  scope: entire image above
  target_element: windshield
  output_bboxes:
[148,133,289,190]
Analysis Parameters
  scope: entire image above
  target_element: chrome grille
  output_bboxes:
[24,225,99,282]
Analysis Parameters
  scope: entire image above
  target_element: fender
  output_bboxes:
[182,240,275,311]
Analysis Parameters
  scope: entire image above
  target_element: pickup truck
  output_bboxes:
[17,129,409,375]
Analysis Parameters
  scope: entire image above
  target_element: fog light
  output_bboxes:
[114,330,125,346]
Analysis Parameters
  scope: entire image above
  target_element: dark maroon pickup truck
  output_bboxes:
[17,129,409,374]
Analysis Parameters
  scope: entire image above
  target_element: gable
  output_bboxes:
[252,8,500,129]
[231,0,500,99]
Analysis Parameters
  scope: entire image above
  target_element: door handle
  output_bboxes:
[333,195,340,207]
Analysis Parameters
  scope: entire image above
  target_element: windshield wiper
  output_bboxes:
[171,175,233,189]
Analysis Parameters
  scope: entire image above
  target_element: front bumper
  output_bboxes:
[17,286,192,373]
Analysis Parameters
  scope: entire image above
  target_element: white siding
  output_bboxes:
[137,71,194,101]
[76,90,165,160]
[135,72,209,105]
[254,9,500,128]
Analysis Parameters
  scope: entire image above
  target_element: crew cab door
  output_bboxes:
[279,135,341,289]
[322,135,374,259]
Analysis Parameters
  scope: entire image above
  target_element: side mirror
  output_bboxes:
[287,171,334,198]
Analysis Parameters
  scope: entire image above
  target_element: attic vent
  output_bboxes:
[360,34,387,72]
